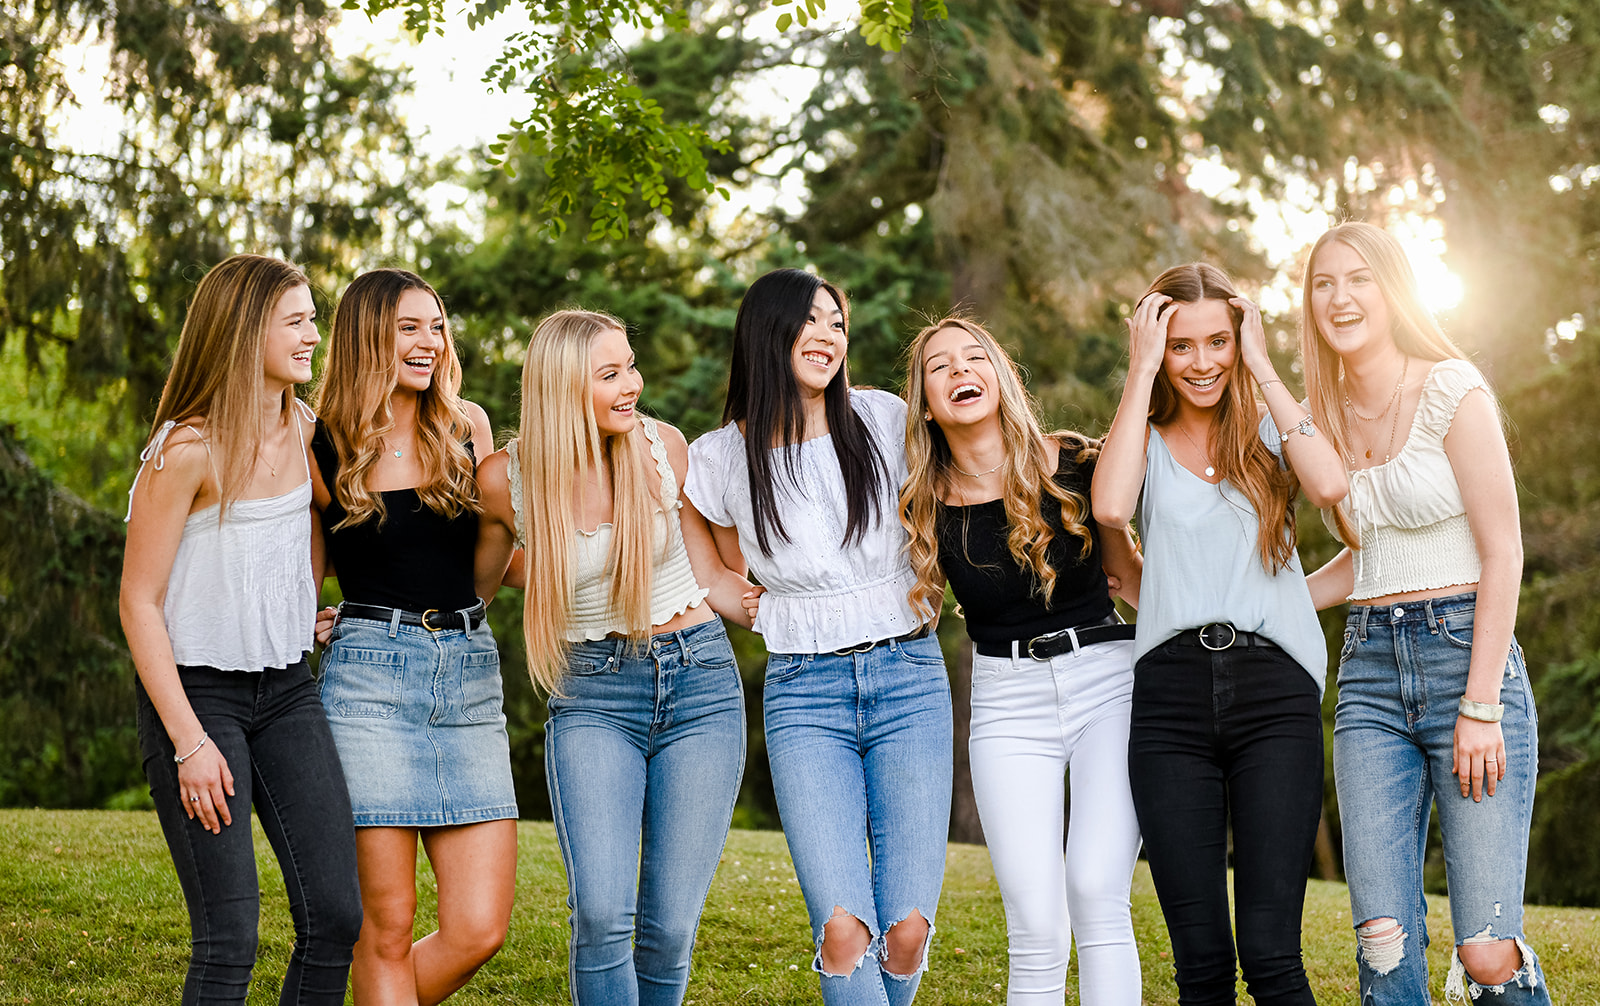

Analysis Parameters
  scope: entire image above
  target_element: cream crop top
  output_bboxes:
[125,402,318,671]
[1333,358,1489,601]
[508,416,709,640]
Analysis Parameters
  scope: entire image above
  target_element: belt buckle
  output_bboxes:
[833,639,877,656]
[420,609,445,632]
[1026,629,1065,660]
[1199,622,1236,651]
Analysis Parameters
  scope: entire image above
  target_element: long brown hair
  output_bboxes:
[313,269,479,529]
[900,317,1099,621]
[1298,222,1465,546]
[148,254,309,510]
[515,309,660,692]
[1146,263,1299,572]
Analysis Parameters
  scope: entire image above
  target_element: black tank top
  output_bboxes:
[935,443,1114,645]
[311,422,480,612]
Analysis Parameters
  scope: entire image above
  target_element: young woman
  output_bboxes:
[1299,222,1550,1004]
[685,268,953,1006]
[120,253,363,1004]
[474,308,753,1006]
[900,317,1144,1005]
[1091,263,1347,1005]
[310,268,517,1004]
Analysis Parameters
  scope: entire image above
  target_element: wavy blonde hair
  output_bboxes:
[516,310,660,692]
[1299,222,1466,546]
[148,254,309,512]
[900,317,1099,622]
[1146,264,1300,572]
[313,269,479,529]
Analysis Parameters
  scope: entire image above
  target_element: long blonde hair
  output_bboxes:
[900,317,1099,622]
[314,269,479,529]
[148,254,309,510]
[517,310,660,692]
[1299,222,1465,546]
[1146,264,1300,572]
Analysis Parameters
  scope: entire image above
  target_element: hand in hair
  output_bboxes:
[1231,296,1276,382]
[1126,291,1175,381]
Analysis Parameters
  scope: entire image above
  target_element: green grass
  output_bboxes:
[2,811,1597,1003]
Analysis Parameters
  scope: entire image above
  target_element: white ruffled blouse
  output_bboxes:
[685,388,923,654]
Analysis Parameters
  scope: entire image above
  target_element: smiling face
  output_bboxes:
[589,326,642,436]
[1310,239,1394,360]
[261,283,318,389]
[392,287,446,393]
[1161,298,1238,412]
[790,286,847,398]
[921,324,1000,432]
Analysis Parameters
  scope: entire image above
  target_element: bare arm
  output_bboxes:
[1098,522,1143,610]
[474,449,519,604]
[463,400,496,456]
[118,432,236,834]
[661,423,757,629]
[1092,293,1168,527]
[1445,389,1522,802]
[1233,296,1348,508]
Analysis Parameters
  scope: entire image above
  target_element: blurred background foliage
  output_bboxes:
[5,0,1600,904]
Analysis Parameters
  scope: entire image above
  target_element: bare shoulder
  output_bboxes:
[476,447,514,520]
[460,399,495,449]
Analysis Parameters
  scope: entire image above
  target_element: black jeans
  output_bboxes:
[1128,636,1323,1006]
[138,659,363,1005]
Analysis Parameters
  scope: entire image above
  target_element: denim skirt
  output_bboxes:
[319,615,517,827]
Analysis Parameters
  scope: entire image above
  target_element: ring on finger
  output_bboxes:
[189,795,200,802]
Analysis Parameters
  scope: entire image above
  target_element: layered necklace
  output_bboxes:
[1343,357,1409,467]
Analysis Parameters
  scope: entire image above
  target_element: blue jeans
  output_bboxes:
[763,632,954,1006]
[137,659,364,1005]
[545,619,746,1006]
[1128,635,1323,1006]
[1335,593,1550,1005]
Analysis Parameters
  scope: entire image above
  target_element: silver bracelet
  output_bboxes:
[1258,378,1284,391]
[1457,697,1505,723]
[174,732,210,765]
[1279,414,1317,446]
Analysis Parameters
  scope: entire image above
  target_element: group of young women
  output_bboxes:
[120,220,1549,1006]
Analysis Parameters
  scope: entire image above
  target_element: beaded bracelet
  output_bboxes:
[1279,414,1317,446]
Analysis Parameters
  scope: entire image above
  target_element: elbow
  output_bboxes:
[1303,482,1348,510]
[1092,500,1133,529]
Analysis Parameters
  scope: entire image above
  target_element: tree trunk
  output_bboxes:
[947,627,985,845]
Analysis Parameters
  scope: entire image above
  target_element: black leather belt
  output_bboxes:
[831,625,932,656]
[1172,622,1279,652]
[338,600,486,632]
[974,618,1136,660]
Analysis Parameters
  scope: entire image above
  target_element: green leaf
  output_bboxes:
[777,12,792,31]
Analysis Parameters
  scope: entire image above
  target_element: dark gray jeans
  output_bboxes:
[138,658,362,1005]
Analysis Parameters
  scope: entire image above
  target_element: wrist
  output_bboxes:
[1458,696,1505,723]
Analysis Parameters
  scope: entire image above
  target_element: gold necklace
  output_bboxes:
[1343,357,1409,465]
[1174,422,1215,479]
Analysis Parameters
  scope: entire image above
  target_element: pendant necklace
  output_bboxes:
[1343,357,1409,466]
[1174,423,1216,479]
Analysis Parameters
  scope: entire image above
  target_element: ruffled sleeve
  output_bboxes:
[1413,358,1487,441]
[852,388,910,482]
[506,440,526,549]
[685,424,740,527]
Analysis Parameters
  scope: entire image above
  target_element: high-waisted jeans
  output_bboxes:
[762,631,953,1006]
[968,638,1142,1006]
[1335,593,1550,1005]
[137,659,364,1005]
[1128,635,1324,1006]
[545,618,746,1006]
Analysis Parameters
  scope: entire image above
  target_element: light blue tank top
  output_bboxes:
[1133,421,1327,694]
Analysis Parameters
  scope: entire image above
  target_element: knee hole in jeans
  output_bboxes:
[882,910,932,978]
[1356,918,1406,976]
[1455,928,1525,988]
[817,908,874,977]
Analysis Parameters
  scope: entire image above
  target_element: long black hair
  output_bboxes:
[723,268,890,555]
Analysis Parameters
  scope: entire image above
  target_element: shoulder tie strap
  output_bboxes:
[640,416,677,507]
[126,421,181,523]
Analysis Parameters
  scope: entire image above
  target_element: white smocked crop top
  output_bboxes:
[1336,358,1488,601]
[508,416,708,640]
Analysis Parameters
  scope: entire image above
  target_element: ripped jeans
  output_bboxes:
[1335,594,1550,1005]
[763,633,953,1006]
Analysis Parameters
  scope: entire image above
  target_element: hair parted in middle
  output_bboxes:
[900,316,1099,622]
[723,267,889,555]
[515,309,661,693]
[314,268,479,529]
[1144,262,1300,572]
[1298,221,1466,548]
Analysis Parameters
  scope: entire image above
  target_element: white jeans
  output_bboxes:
[968,638,1142,1006]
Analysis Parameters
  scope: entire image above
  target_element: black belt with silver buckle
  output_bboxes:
[974,618,1136,660]
[831,625,932,656]
[338,601,486,632]
[1174,622,1279,652]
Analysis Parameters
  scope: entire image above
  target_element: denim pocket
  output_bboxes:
[459,650,504,722]
[325,646,405,718]
[567,653,620,676]
[897,634,946,667]
[1438,611,1475,650]
[765,652,810,684]
[1339,626,1358,664]
[687,633,737,670]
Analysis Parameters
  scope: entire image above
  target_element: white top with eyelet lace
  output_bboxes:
[508,416,708,641]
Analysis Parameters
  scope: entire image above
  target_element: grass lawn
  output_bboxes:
[1,810,1596,1003]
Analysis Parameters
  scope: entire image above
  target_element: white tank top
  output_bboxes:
[508,417,709,640]
[125,403,317,671]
